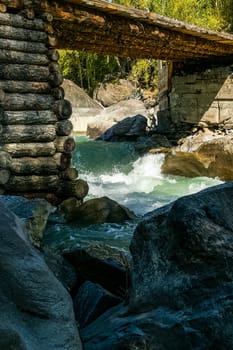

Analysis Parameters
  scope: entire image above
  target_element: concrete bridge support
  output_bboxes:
[158,60,233,142]
[0,1,88,204]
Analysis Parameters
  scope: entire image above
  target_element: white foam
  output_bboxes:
[83,153,165,197]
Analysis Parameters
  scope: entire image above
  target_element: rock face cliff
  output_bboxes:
[81,182,233,349]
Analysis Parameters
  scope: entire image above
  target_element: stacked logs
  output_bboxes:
[0,1,89,204]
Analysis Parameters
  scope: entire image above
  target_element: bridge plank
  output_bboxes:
[40,0,233,59]
[64,0,233,43]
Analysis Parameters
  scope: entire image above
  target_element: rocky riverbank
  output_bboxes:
[1,181,233,349]
[63,79,233,181]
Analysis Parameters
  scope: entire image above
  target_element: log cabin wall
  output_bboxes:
[0,0,88,204]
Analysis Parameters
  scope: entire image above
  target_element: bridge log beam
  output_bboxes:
[38,0,233,60]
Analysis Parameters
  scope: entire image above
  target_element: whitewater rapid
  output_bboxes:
[75,140,222,215]
[44,137,223,251]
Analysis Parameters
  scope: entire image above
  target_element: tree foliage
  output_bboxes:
[115,0,224,30]
[59,50,131,95]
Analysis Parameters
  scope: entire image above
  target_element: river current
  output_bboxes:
[44,136,222,252]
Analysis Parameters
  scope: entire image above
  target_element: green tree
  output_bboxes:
[59,50,130,95]
[115,0,224,30]
[218,0,233,31]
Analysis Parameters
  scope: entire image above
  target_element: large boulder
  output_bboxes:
[62,79,103,133]
[63,243,129,298]
[81,182,233,349]
[74,281,121,328]
[59,196,136,224]
[99,114,147,142]
[0,195,53,248]
[162,132,233,180]
[129,182,233,346]
[94,79,136,107]
[0,201,82,350]
[87,99,147,139]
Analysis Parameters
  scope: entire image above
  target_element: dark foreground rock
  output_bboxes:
[74,281,121,328]
[81,182,233,350]
[0,201,82,350]
[0,195,53,247]
[63,243,129,298]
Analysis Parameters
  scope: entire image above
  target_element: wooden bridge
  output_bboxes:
[0,0,233,202]
[5,0,233,60]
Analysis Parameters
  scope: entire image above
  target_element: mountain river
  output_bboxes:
[44,136,222,252]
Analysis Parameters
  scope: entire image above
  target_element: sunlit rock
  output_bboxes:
[87,99,147,139]
[94,79,136,107]
[162,134,233,180]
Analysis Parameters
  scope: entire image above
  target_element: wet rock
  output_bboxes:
[74,281,121,328]
[59,196,82,221]
[135,133,172,154]
[162,134,233,180]
[81,304,194,350]
[60,196,136,224]
[43,248,79,296]
[129,182,233,347]
[63,243,130,298]
[0,201,82,350]
[162,151,212,178]
[0,195,53,248]
[81,182,233,349]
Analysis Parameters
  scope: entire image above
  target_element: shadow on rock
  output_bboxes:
[81,182,233,350]
[0,201,82,350]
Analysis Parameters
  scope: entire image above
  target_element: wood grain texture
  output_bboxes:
[39,0,233,59]
[1,125,56,143]
[2,142,56,157]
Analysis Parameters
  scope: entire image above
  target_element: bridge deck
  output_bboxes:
[4,0,233,59]
[38,0,233,60]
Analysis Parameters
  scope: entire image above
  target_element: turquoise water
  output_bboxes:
[44,136,222,251]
